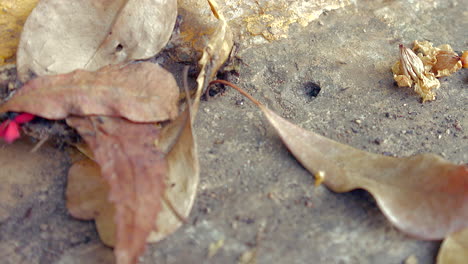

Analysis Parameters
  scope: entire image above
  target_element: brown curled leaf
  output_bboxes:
[66,116,167,264]
[0,63,179,123]
[66,109,199,248]
[17,0,177,81]
[215,79,468,240]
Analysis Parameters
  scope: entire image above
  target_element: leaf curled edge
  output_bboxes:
[0,63,179,123]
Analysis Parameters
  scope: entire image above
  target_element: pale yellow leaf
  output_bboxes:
[17,0,177,81]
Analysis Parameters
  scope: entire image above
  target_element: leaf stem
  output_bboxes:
[208,80,262,107]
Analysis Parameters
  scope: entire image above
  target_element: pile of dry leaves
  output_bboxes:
[0,0,467,264]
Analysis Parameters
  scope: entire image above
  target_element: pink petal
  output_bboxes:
[3,122,20,143]
[0,121,8,137]
[13,113,35,124]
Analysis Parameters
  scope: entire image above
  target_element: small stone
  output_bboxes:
[236,99,244,105]
[445,129,451,134]
[453,122,462,131]
[438,134,442,139]
[354,119,362,124]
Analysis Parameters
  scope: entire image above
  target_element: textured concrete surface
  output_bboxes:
[1,0,467,263]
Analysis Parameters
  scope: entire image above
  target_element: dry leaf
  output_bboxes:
[66,116,167,264]
[215,80,468,240]
[437,228,468,264]
[66,158,117,246]
[192,0,233,111]
[149,108,199,242]
[0,0,39,65]
[67,109,199,246]
[0,63,179,122]
[17,0,177,81]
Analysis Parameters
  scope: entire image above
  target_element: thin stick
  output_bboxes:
[208,79,262,107]
[30,135,49,153]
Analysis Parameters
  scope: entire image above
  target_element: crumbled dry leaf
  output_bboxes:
[66,116,167,264]
[192,0,233,110]
[0,0,39,65]
[413,40,462,77]
[218,80,468,240]
[0,63,179,122]
[17,0,177,81]
[392,44,440,102]
[437,228,468,264]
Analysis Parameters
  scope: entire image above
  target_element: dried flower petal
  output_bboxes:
[413,40,462,77]
[13,113,35,124]
[432,51,461,77]
[392,44,440,102]
[3,121,20,143]
[399,44,425,82]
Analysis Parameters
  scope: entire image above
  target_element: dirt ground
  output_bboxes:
[1,0,467,263]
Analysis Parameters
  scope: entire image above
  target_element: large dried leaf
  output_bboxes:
[220,80,468,240]
[17,0,177,81]
[0,0,39,65]
[66,109,199,245]
[0,63,179,122]
[66,116,167,264]
[437,228,468,264]
[150,108,199,242]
